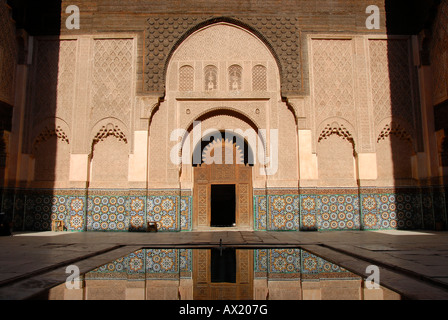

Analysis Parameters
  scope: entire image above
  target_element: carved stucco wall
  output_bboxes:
[369,38,419,183]
[369,39,417,140]
[312,39,356,128]
[22,28,422,191]
[309,35,420,186]
[26,39,76,186]
[0,0,17,106]
[146,16,301,97]
[24,29,421,189]
[24,36,135,188]
[431,0,448,105]
[31,40,77,127]
[159,23,297,189]
[91,39,134,128]
[6,2,447,232]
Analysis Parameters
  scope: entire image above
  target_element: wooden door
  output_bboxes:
[193,249,253,300]
[193,164,252,229]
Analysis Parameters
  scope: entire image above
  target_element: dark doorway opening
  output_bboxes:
[211,248,236,283]
[211,184,236,227]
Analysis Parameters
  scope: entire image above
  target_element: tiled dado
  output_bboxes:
[1,186,445,232]
[85,248,355,281]
[254,248,359,280]
[253,189,360,231]
[253,192,301,231]
[0,189,193,232]
[86,249,193,281]
[254,187,447,231]
[359,187,446,231]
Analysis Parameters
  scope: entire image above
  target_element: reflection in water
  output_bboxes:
[44,248,401,300]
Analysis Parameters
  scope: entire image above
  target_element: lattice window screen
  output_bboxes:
[228,64,242,91]
[252,65,267,91]
[179,65,194,91]
[204,65,218,91]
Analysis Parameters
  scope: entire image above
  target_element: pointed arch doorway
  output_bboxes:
[193,131,253,230]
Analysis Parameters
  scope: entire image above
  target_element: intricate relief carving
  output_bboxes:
[377,122,412,146]
[56,41,78,123]
[34,126,69,151]
[211,165,235,181]
[204,65,218,91]
[179,65,194,92]
[252,65,267,91]
[318,122,355,146]
[312,39,355,124]
[197,185,208,226]
[32,40,77,126]
[369,39,414,127]
[202,138,244,165]
[228,64,242,91]
[0,1,17,105]
[146,16,301,95]
[33,40,59,122]
[93,123,128,145]
[239,183,250,225]
[431,0,448,104]
[91,39,133,125]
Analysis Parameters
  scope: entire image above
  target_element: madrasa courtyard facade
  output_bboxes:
[0,0,447,233]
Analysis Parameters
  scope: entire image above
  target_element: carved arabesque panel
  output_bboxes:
[312,39,355,125]
[146,15,301,96]
[33,126,70,152]
[252,65,267,91]
[179,65,194,91]
[377,122,413,147]
[32,40,59,123]
[91,39,133,126]
[318,123,355,148]
[228,64,242,91]
[204,65,218,91]
[32,40,77,127]
[197,184,208,227]
[431,0,448,104]
[93,123,128,146]
[369,39,414,130]
[56,40,78,123]
[238,183,250,226]
[0,1,17,105]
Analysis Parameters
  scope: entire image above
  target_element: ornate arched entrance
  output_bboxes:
[159,21,285,232]
[192,131,254,230]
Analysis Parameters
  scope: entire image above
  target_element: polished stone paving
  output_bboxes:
[1,230,448,300]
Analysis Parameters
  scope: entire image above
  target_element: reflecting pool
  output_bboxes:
[42,248,401,300]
